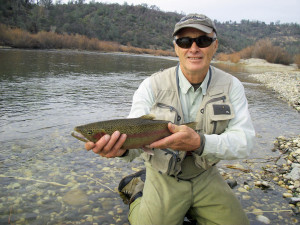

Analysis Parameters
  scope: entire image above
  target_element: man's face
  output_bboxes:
[174,28,218,80]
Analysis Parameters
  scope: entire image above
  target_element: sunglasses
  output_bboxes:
[175,36,217,49]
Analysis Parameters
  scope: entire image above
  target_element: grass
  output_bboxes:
[0,23,176,57]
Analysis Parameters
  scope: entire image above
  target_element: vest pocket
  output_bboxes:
[205,102,235,134]
[144,149,180,176]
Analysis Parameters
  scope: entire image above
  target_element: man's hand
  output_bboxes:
[149,123,201,151]
[85,131,128,158]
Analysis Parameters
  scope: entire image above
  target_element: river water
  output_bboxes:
[0,49,299,224]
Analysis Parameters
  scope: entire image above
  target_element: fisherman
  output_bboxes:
[85,13,255,225]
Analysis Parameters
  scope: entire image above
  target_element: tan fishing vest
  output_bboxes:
[142,64,235,179]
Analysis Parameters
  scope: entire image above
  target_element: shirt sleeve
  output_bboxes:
[120,77,155,162]
[202,76,255,160]
[128,77,154,118]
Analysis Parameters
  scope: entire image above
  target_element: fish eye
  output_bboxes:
[87,131,93,135]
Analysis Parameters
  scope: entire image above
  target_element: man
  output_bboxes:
[85,14,255,225]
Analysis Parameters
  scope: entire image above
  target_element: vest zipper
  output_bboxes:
[163,149,179,174]
[156,103,182,122]
[200,96,226,114]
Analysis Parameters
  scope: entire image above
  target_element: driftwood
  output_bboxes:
[0,174,68,187]
[224,165,251,173]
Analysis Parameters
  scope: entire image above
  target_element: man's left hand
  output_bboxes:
[149,123,201,151]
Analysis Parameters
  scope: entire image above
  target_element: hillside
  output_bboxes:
[0,0,299,55]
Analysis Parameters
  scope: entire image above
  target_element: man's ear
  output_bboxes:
[213,39,219,55]
[174,42,179,57]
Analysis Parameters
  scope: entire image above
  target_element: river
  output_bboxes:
[0,49,299,224]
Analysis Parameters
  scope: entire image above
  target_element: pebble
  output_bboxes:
[283,193,293,198]
[290,197,300,204]
[62,189,88,206]
[242,195,251,200]
[256,215,271,224]
[252,208,263,215]
[238,187,248,193]
[226,179,237,189]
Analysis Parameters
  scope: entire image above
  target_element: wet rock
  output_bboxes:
[289,197,300,204]
[226,179,237,189]
[242,195,251,200]
[261,181,270,188]
[256,215,271,224]
[283,193,293,198]
[286,167,300,181]
[62,189,88,206]
[238,187,248,193]
[252,208,263,215]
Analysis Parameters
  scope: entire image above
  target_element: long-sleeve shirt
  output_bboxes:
[126,65,255,161]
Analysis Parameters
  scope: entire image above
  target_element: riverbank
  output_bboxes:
[219,134,300,224]
[216,58,300,111]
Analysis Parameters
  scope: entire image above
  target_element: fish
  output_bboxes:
[71,115,196,150]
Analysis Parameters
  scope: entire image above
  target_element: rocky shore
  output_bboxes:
[249,71,300,111]
[215,58,300,224]
[218,135,300,224]
[238,58,300,111]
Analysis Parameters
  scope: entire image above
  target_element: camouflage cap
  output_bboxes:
[173,14,217,36]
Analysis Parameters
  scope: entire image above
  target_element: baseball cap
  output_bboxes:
[173,14,217,36]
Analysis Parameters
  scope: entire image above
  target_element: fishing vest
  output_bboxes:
[142,64,235,179]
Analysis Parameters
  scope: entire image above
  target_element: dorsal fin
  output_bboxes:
[140,114,155,120]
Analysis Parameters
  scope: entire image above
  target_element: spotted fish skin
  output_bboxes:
[71,115,196,149]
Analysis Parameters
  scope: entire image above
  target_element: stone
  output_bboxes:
[238,187,248,193]
[283,193,293,198]
[254,181,262,186]
[285,167,300,181]
[226,179,237,189]
[62,189,88,206]
[261,181,270,188]
[256,215,271,224]
[289,197,300,204]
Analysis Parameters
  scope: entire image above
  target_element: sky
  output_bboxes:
[63,0,300,24]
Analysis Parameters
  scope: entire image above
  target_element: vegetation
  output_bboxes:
[0,23,176,56]
[216,39,296,66]
[0,0,299,65]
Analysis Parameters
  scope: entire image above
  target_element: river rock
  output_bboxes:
[285,167,300,181]
[283,192,293,198]
[226,179,237,189]
[256,215,271,224]
[62,189,88,206]
[289,197,300,204]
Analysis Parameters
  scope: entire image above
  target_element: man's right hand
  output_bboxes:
[85,131,127,158]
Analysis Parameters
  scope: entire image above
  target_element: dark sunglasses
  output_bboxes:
[175,36,217,49]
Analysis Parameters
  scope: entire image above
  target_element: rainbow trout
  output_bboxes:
[71,115,196,149]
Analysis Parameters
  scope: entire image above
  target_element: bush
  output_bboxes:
[215,52,240,63]
[294,54,300,68]
[239,46,254,59]
[0,23,175,56]
[252,39,292,65]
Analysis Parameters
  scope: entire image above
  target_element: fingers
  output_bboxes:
[85,141,96,151]
[168,122,180,133]
[104,133,127,158]
[149,123,201,151]
[85,131,127,158]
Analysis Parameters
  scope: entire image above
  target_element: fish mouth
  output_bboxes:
[71,131,89,142]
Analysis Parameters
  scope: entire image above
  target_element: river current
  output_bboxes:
[0,49,299,224]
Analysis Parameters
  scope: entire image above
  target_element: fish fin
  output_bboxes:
[184,122,197,130]
[142,146,154,155]
[140,114,156,120]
